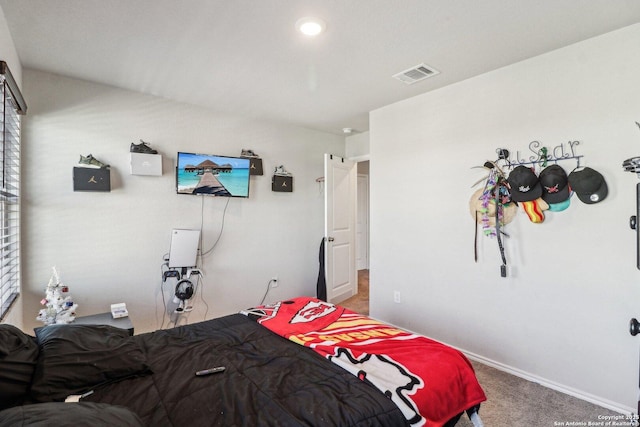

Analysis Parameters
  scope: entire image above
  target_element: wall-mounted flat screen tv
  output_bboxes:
[176,152,250,198]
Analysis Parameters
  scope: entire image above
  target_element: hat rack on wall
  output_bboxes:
[472,139,586,279]
[495,140,583,169]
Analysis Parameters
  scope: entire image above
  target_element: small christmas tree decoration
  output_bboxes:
[36,266,78,325]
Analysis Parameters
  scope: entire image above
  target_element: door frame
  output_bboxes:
[351,155,370,274]
[356,171,370,270]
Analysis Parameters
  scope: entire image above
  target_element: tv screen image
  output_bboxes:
[176,152,250,197]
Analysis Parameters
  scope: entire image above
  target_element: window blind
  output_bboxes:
[0,61,26,321]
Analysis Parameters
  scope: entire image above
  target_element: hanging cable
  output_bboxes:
[159,264,169,329]
[201,197,230,257]
[259,279,277,305]
[197,275,210,321]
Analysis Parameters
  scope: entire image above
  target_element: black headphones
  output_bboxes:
[175,279,194,301]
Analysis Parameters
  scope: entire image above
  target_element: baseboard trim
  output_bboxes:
[367,312,637,416]
[462,349,636,416]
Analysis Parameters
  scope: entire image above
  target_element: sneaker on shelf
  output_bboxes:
[130,139,158,154]
[241,149,259,158]
[274,165,291,176]
[78,154,109,169]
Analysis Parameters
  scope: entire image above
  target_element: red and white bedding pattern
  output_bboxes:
[243,297,486,427]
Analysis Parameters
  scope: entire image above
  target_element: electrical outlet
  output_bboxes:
[271,276,279,288]
[393,291,401,304]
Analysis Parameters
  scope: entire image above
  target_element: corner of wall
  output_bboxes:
[0,5,22,88]
[346,131,370,159]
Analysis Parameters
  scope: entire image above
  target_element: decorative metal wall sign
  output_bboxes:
[499,140,583,169]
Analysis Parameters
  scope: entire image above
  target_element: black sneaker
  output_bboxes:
[241,149,259,158]
[130,140,158,154]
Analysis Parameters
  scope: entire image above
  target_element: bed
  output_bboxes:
[0,297,485,427]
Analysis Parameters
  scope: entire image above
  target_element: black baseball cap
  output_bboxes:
[539,165,570,204]
[568,167,608,204]
[507,166,542,202]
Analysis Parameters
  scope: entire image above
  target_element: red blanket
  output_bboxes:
[243,297,486,427]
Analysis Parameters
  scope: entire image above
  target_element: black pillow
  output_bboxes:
[0,324,39,410]
[0,402,145,426]
[31,324,151,402]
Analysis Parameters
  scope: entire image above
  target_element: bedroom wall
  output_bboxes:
[346,131,370,159]
[369,24,640,412]
[0,5,21,86]
[17,69,344,334]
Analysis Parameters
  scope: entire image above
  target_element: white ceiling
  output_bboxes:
[1,0,640,135]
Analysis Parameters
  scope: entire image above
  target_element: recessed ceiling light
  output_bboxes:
[296,17,326,36]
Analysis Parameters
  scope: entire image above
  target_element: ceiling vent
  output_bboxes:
[392,63,440,85]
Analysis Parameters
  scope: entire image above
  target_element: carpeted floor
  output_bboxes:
[339,269,369,315]
[455,360,627,427]
[340,270,629,427]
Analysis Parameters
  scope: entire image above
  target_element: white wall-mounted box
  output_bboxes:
[168,229,201,268]
[130,152,162,176]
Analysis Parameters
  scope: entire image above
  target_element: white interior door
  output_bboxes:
[324,153,356,304]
